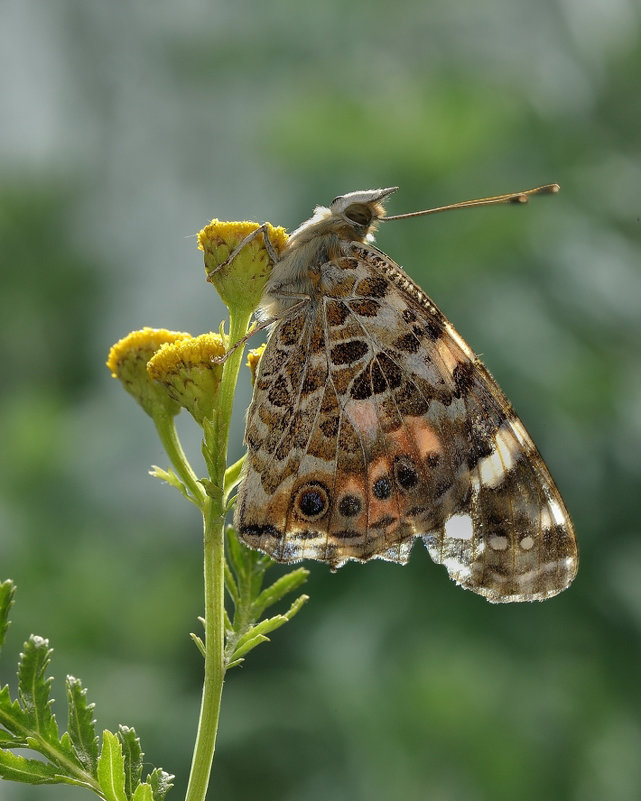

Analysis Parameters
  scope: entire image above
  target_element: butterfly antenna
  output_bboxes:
[383,183,559,221]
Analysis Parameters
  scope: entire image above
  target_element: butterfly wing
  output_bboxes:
[235,243,577,602]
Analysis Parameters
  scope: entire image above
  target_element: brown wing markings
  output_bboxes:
[326,293,415,543]
[457,360,576,599]
[320,294,373,563]
[330,293,443,557]
[352,241,576,598]
[350,302,467,525]
[278,316,341,552]
[252,307,320,477]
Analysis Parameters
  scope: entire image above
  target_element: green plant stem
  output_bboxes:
[154,412,206,505]
[184,308,253,801]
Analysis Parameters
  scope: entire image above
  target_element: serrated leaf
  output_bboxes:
[0,580,16,650]
[97,730,128,801]
[133,782,155,801]
[17,636,59,745]
[58,731,83,764]
[66,676,99,774]
[252,568,309,617]
[118,725,143,800]
[149,466,192,502]
[0,684,29,733]
[0,732,27,748]
[0,748,63,784]
[146,767,175,801]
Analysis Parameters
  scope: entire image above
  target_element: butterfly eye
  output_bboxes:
[294,482,330,521]
[344,204,373,226]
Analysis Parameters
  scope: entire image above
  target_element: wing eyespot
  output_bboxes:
[294,482,330,521]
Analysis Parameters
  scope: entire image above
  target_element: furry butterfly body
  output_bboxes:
[235,188,578,603]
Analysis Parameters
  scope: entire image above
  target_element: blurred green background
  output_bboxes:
[1,1,640,799]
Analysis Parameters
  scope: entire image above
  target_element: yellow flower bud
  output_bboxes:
[198,220,287,314]
[106,328,191,418]
[147,333,226,425]
[246,344,266,386]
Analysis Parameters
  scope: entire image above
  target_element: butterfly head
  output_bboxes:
[288,187,399,247]
[328,187,398,241]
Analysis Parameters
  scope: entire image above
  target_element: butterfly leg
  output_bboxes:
[212,293,311,364]
[206,223,279,281]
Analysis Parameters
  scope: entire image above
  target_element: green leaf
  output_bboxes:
[97,730,128,801]
[66,675,99,774]
[0,684,29,733]
[0,580,16,650]
[132,782,155,801]
[0,732,27,748]
[190,633,205,657]
[224,527,309,668]
[224,562,240,606]
[146,767,175,801]
[149,466,193,503]
[223,455,245,498]
[228,594,309,665]
[201,416,221,478]
[252,568,310,618]
[225,525,250,582]
[199,477,221,499]
[234,615,288,650]
[0,748,64,784]
[228,633,269,663]
[17,635,60,746]
[0,584,170,798]
[118,725,143,800]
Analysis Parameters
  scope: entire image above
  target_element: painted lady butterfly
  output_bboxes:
[234,186,578,602]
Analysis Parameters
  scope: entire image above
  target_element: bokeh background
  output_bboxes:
[1,1,640,799]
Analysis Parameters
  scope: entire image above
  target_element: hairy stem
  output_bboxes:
[184,308,253,801]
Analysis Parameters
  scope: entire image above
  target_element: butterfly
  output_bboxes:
[233,186,578,602]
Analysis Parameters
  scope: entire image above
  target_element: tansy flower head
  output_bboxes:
[147,333,226,425]
[246,344,266,386]
[107,328,191,418]
[198,220,287,314]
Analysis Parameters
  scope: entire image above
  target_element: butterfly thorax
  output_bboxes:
[259,188,395,320]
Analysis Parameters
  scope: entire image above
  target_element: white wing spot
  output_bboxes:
[477,425,520,489]
[442,557,471,580]
[520,536,534,550]
[549,498,567,527]
[489,535,509,551]
[509,417,533,452]
[445,514,474,541]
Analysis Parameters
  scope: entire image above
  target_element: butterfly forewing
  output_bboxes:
[235,192,577,602]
